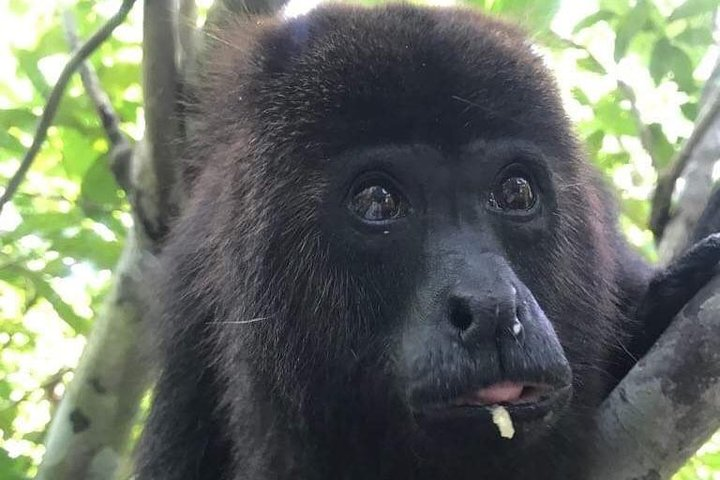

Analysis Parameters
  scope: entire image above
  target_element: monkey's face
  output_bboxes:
[311,140,573,445]
[202,4,619,453]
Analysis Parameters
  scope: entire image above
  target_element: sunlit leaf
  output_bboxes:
[577,56,607,74]
[14,49,51,98]
[2,266,89,334]
[614,0,650,62]
[487,0,561,32]
[51,229,122,270]
[599,0,631,14]
[80,155,123,208]
[584,130,605,158]
[573,10,616,34]
[649,38,696,92]
[647,123,675,169]
[593,93,637,136]
[681,102,699,121]
[669,0,718,21]
[675,26,713,46]
[61,129,97,180]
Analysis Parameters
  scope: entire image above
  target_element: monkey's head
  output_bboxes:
[181,3,623,460]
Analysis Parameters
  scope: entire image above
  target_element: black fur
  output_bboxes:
[135,5,720,479]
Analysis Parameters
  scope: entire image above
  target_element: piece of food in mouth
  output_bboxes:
[491,405,515,439]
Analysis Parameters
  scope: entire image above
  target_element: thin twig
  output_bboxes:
[61,10,133,191]
[0,0,138,214]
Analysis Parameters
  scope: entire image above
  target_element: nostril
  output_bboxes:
[449,296,474,332]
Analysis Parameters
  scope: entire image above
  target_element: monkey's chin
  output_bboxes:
[412,384,572,442]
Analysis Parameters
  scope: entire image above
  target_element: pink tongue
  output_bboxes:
[473,381,524,404]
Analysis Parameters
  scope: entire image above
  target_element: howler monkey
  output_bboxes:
[135,4,720,479]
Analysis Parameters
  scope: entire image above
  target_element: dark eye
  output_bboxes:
[349,184,409,222]
[488,173,536,211]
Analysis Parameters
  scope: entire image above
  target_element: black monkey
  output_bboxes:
[135,4,720,479]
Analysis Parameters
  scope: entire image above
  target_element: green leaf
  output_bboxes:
[584,130,605,158]
[667,49,696,93]
[649,38,696,92]
[61,129,98,180]
[669,0,718,21]
[695,452,720,469]
[649,38,672,83]
[8,211,83,240]
[572,10,616,34]
[0,108,38,130]
[51,229,122,270]
[488,0,561,33]
[32,277,89,334]
[674,26,713,46]
[3,266,89,334]
[681,102,698,121]
[80,155,122,208]
[577,56,607,74]
[0,129,25,153]
[22,430,46,444]
[647,123,675,170]
[623,198,650,227]
[0,448,31,480]
[14,49,51,97]
[33,24,69,58]
[599,0,630,14]
[596,151,631,171]
[614,0,650,62]
[593,93,637,136]
[571,87,591,105]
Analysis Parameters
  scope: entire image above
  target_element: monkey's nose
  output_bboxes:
[447,286,522,344]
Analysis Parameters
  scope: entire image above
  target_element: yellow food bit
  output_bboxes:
[491,406,515,439]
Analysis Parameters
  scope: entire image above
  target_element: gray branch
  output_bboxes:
[140,0,183,239]
[589,272,720,480]
[36,233,155,480]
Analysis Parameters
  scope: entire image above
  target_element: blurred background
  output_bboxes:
[0,0,718,478]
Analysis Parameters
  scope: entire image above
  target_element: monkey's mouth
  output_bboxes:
[455,381,551,406]
[414,380,572,424]
[452,381,571,419]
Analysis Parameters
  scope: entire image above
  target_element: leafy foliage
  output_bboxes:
[0,0,140,475]
[0,0,718,478]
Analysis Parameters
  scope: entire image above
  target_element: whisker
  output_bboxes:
[209,316,272,324]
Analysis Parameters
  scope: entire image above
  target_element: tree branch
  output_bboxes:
[0,0,137,215]
[139,0,182,240]
[589,272,720,480]
[61,10,132,192]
